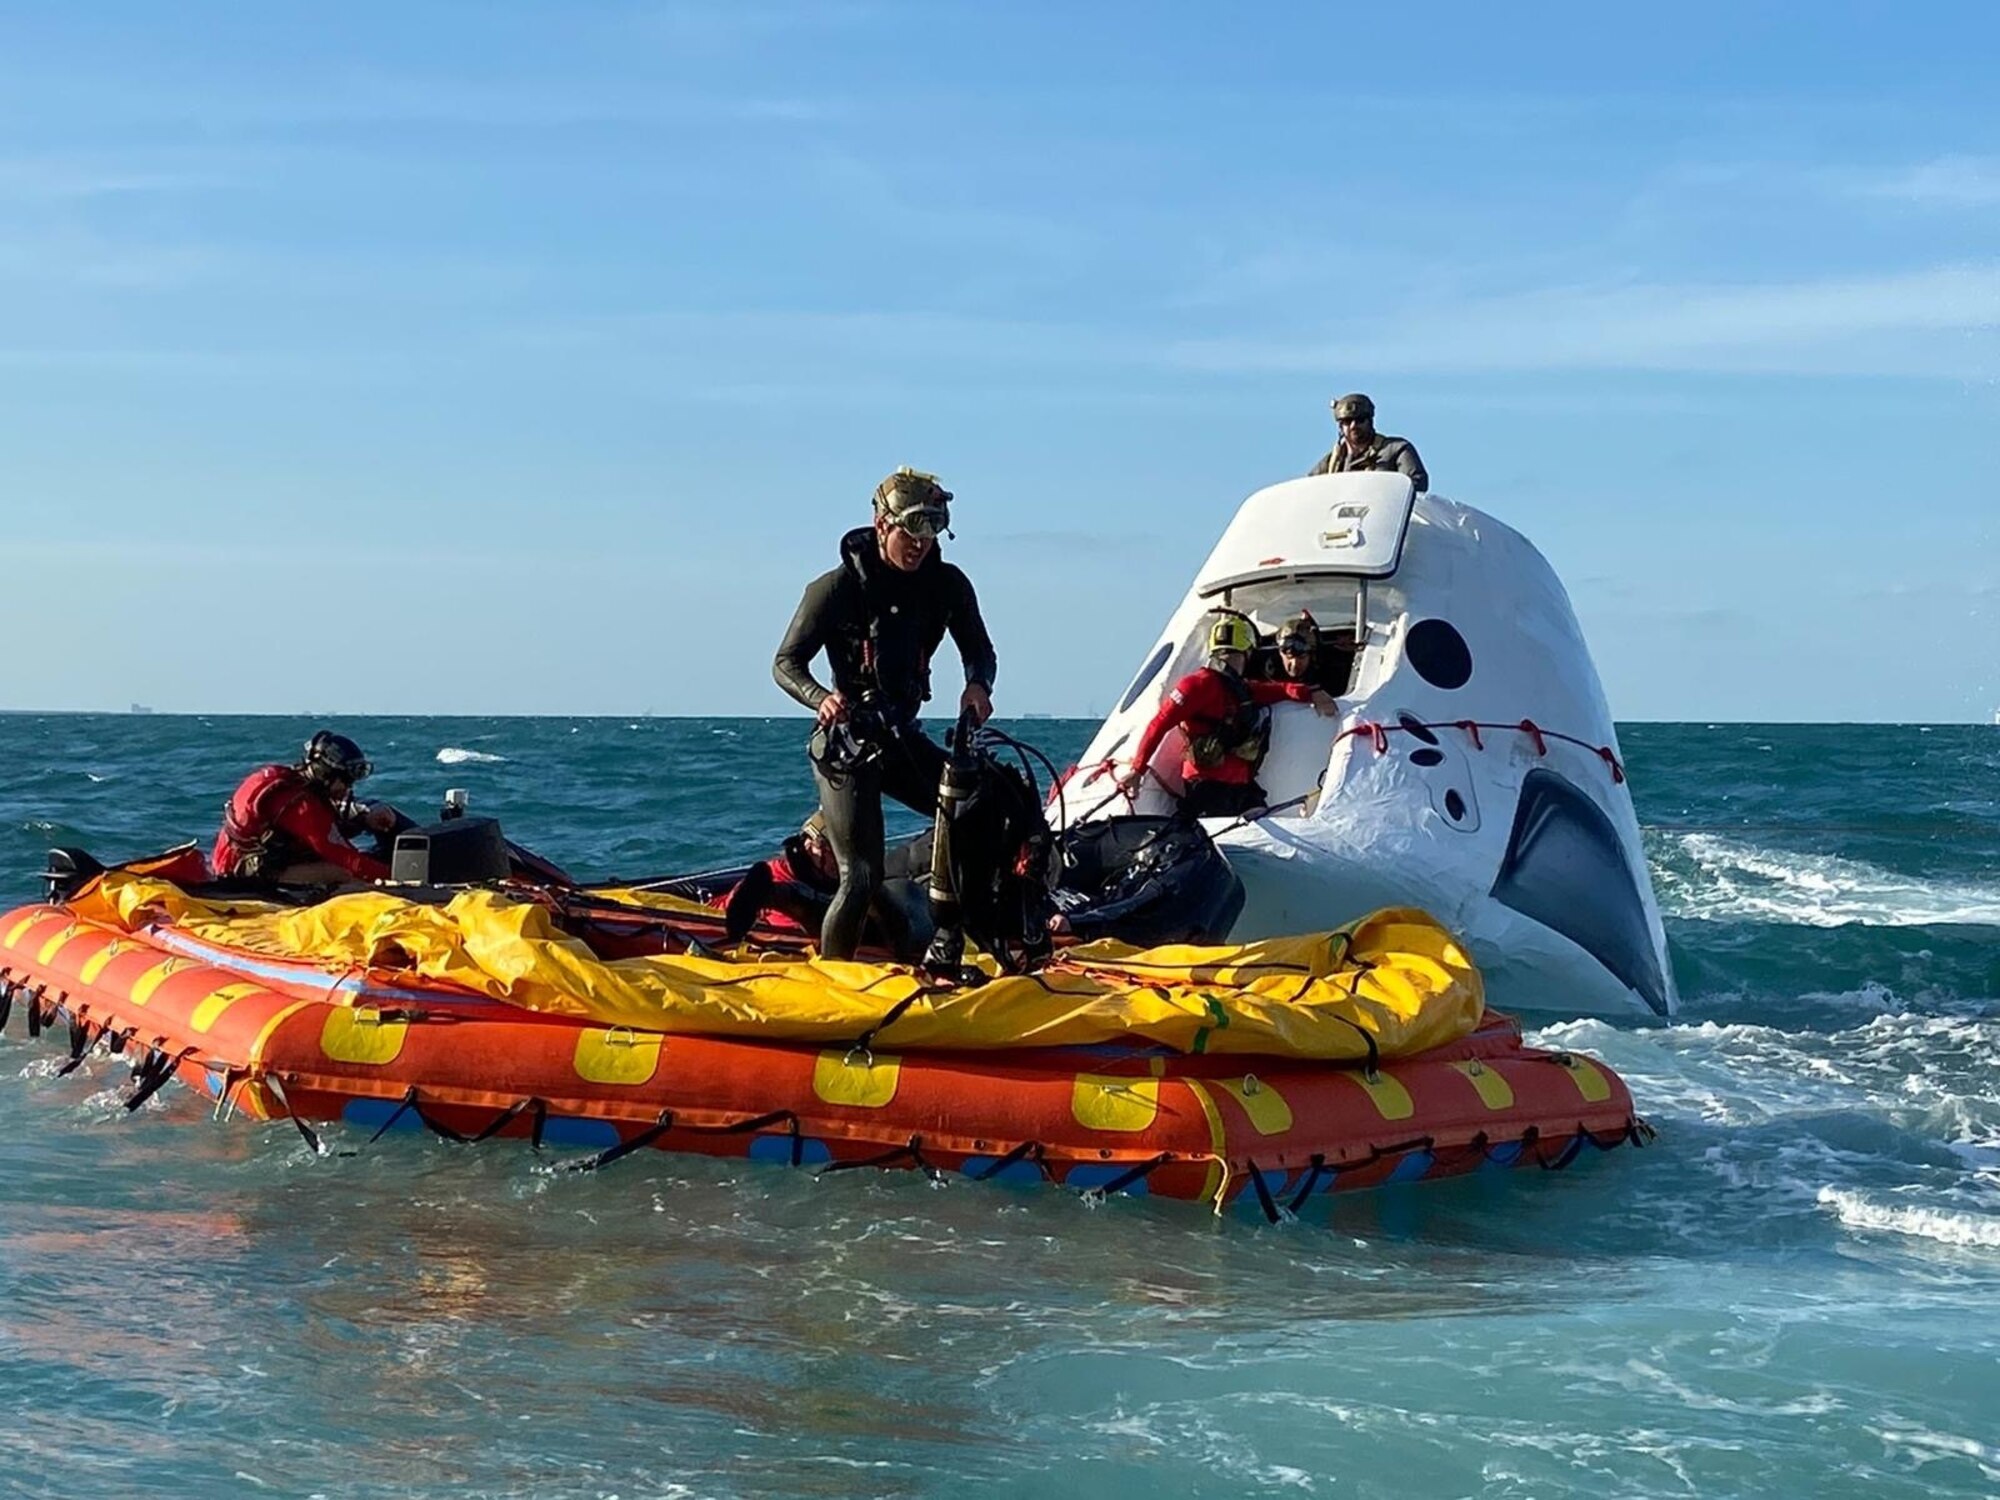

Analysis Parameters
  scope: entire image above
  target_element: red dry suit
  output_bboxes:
[211,764,389,882]
[1131,668,1320,787]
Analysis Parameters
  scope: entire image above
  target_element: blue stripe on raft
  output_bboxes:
[1483,1141,1524,1170]
[959,1155,1044,1186]
[748,1134,833,1167]
[343,1098,415,1132]
[1063,1163,1150,1196]
[1226,1166,1295,1217]
[1387,1150,1434,1184]
[539,1118,623,1149]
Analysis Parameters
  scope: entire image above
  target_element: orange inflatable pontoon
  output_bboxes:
[0,891,1649,1218]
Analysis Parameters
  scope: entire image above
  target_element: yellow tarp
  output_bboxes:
[69,873,1484,1060]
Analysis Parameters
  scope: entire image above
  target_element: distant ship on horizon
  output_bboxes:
[130,703,154,715]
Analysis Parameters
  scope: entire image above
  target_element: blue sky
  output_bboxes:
[4,2,1995,721]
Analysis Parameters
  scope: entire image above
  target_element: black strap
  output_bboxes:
[969,1139,1050,1182]
[56,1016,94,1076]
[1079,1151,1173,1200]
[0,977,14,1035]
[125,1046,195,1112]
[1244,1158,1282,1223]
[677,1109,804,1167]
[1285,1154,1328,1213]
[26,986,45,1039]
[369,1087,550,1148]
[817,1134,941,1181]
[558,1110,676,1173]
[262,1075,328,1156]
[848,982,947,1060]
[1536,1128,1588,1171]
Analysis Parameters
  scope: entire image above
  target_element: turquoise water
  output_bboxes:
[3,715,1997,1499]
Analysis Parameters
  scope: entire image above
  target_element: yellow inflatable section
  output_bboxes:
[69,873,1484,1060]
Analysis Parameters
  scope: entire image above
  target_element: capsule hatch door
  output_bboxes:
[1196,473,1416,595]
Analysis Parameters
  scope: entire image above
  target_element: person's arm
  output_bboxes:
[1397,442,1429,491]
[944,566,998,692]
[1306,449,1334,478]
[1248,679,1315,706]
[773,571,840,713]
[1127,676,1207,778]
[275,792,390,881]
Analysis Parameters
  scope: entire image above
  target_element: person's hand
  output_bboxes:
[959,682,993,726]
[363,802,401,834]
[1114,763,1146,797]
[815,691,850,731]
[1311,690,1340,718]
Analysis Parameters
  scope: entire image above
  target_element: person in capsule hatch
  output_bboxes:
[773,466,998,962]
[1117,616,1338,821]
[1307,392,1429,490]
[211,730,405,885]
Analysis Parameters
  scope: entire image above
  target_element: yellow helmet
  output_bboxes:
[1207,616,1256,655]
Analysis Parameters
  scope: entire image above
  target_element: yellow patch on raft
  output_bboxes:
[67,874,1484,1061]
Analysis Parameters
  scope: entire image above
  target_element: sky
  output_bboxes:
[3,2,1996,722]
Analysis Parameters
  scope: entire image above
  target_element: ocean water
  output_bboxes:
[3,715,1997,1499]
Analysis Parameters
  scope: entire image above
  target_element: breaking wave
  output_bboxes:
[435,747,507,766]
[1654,832,2000,927]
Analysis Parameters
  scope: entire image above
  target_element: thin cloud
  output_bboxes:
[1169,263,2000,378]
[1841,155,2000,208]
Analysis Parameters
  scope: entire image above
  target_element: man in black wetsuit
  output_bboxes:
[773,467,998,961]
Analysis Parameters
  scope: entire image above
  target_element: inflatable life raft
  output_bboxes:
[0,871,1649,1218]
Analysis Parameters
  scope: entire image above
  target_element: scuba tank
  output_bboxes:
[922,706,984,978]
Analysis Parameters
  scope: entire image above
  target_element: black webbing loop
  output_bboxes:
[678,1109,804,1167]
[371,1087,551,1148]
[56,1017,94,1076]
[1080,1151,1174,1201]
[969,1139,1051,1183]
[27,986,45,1039]
[366,1086,421,1143]
[558,1110,676,1173]
[1244,1158,1282,1224]
[460,1096,545,1146]
[1537,1128,1588,1170]
[1286,1154,1328,1213]
[1368,1134,1436,1164]
[817,1133,937,1179]
[125,1047,194,1112]
[262,1075,328,1156]
[0,980,13,1035]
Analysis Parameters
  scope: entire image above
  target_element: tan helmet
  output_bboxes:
[801,810,828,841]
[1331,393,1375,422]
[1277,611,1318,655]
[873,466,953,538]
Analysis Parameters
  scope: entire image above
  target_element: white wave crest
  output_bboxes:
[1660,833,2000,927]
[435,747,506,765]
[1817,1186,2000,1248]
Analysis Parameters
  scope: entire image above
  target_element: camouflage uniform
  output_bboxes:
[1308,433,1428,489]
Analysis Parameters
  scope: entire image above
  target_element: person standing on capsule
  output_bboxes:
[773,467,998,961]
[1308,392,1428,490]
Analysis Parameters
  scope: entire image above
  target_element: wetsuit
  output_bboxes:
[1131,668,1320,820]
[212,764,390,883]
[773,526,997,960]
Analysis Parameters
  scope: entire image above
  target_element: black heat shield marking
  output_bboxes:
[1490,768,1671,1016]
